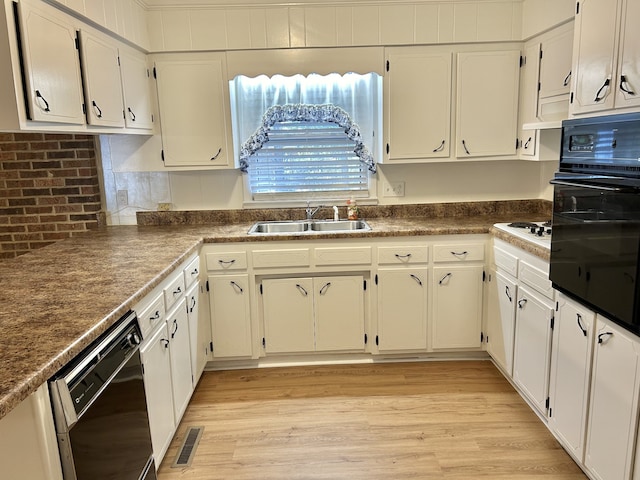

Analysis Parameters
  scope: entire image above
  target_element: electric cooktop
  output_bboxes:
[493,221,552,250]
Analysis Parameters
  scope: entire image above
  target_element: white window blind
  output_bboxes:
[247,120,368,197]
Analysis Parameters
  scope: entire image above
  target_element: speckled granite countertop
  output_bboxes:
[0,207,550,421]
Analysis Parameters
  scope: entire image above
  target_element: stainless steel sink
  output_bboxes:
[248,219,371,235]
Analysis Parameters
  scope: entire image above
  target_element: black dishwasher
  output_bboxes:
[49,311,156,480]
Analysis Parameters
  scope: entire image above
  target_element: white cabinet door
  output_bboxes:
[377,269,428,352]
[486,270,517,376]
[456,50,520,158]
[78,30,125,127]
[512,285,554,415]
[140,323,175,464]
[209,274,252,358]
[166,298,193,422]
[263,278,315,354]
[570,0,619,114]
[432,265,483,350]
[614,0,640,110]
[155,53,232,168]
[17,2,85,124]
[539,27,574,100]
[120,46,154,130]
[548,294,595,463]
[518,42,540,158]
[314,276,364,352]
[186,282,208,386]
[384,48,451,161]
[585,316,640,480]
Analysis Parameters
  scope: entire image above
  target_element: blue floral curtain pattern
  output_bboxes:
[239,104,376,173]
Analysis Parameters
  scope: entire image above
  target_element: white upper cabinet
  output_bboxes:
[456,50,520,158]
[570,0,639,115]
[17,1,85,125]
[119,46,154,131]
[383,48,451,162]
[154,52,233,168]
[78,30,125,127]
[539,26,574,100]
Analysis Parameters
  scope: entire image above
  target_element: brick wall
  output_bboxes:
[0,132,104,259]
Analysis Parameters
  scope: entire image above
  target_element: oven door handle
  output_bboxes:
[550,178,628,192]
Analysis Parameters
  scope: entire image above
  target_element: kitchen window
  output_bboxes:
[230,73,382,204]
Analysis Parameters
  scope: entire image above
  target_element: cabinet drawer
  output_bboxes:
[137,293,165,338]
[494,247,518,277]
[519,260,553,298]
[433,243,485,262]
[163,274,186,310]
[206,251,247,271]
[252,249,310,268]
[378,246,429,265]
[315,247,372,266]
[183,256,200,288]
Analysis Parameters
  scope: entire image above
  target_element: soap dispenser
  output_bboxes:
[347,197,358,220]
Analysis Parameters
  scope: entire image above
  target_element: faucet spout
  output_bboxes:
[305,202,323,220]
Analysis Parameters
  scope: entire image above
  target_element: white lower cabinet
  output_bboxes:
[208,274,253,358]
[140,322,175,464]
[166,297,194,421]
[376,268,428,352]
[431,265,483,350]
[512,285,554,415]
[585,316,640,480]
[262,276,365,354]
[547,293,595,463]
[486,270,517,376]
[186,281,208,386]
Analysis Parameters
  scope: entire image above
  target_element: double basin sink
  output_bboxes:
[248,219,371,235]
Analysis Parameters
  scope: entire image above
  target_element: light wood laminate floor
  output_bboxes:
[157,361,587,479]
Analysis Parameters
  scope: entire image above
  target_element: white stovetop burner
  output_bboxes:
[493,221,552,250]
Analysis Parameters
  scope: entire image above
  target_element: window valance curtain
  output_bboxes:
[239,104,375,173]
[230,72,381,172]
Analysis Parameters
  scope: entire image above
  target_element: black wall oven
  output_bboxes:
[550,112,640,336]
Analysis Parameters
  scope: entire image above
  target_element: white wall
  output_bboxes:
[521,0,575,39]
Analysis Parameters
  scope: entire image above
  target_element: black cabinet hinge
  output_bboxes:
[205,280,209,292]
[482,270,486,282]
[82,103,86,114]
[141,363,145,375]
[549,407,553,417]
[486,334,489,343]
[75,35,79,50]
[480,331,484,343]
[375,274,378,285]
[153,66,157,79]
[375,335,379,346]
[146,68,150,78]
[516,137,519,150]
[210,341,213,352]
[364,333,368,345]
[555,301,559,312]
[538,82,541,92]
[117,55,121,66]
[386,60,390,72]
[570,92,574,104]
[363,280,367,291]
[260,284,263,295]
[550,316,555,330]
[545,397,550,410]
[386,143,390,155]
[519,55,524,67]
[161,150,165,162]
[576,2,580,14]
[540,49,543,60]
[262,337,266,348]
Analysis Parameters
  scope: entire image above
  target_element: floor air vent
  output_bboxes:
[171,426,204,468]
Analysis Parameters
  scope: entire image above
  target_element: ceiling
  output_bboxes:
[141,0,521,7]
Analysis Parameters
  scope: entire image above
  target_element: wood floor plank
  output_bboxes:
[157,361,587,480]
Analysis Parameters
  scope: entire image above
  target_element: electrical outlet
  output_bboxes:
[157,202,172,211]
[116,189,128,206]
[383,181,405,197]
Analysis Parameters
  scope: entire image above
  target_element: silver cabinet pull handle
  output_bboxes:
[319,282,332,295]
[295,284,308,296]
[598,332,613,344]
[211,147,222,161]
[230,281,243,293]
[505,286,512,302]
[517,298,527,309]
[451,251,468,257]
[410,274,423,286]
[439,272,452,285]
[577,313,587,337]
